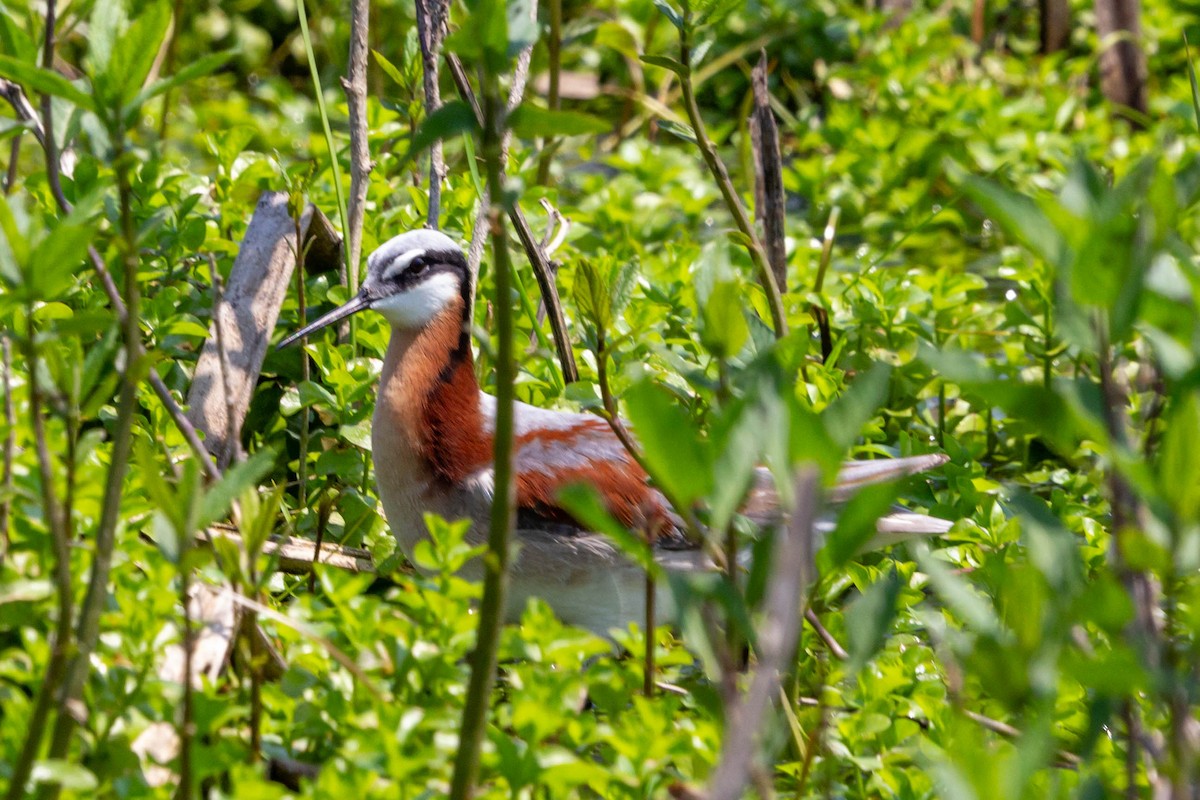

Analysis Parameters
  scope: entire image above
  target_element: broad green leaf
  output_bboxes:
[31,760,97,791]
[845,567,902,674]
[819,480,899,570]
[405,100,478,165]
[914,542,1003,637]
[0,56,94,111]
[87,0,129,75]
[699,280,749,358]
[958,172,1066,268]
[509,105,609,138]
[197,448,277,530]
[652,0,685,30]
[126,48,237,117]
[822,362,891,452]
[623,380,712,504]
[105,1,170,106]
[1159,391,1200,523]
[556,484,660,574]
[639,55,689,76]
[0,13,37,64]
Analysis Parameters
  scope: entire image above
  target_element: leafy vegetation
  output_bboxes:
[2,0,1200,796]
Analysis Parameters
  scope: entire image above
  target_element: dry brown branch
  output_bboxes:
[447,19,581,384]
[342,0,373,271]
[414,0,449,228]
[1095,0,1148,119]
[707,468,819,800]
[749,51,787,294]
[186,193,318,468]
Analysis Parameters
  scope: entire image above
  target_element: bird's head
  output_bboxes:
[278,229,470,347]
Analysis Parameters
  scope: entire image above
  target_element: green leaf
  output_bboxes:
[819,480,900,570]
[639,54,690,76]
[652,0,685,30]
[1186,34,1200,134]
[699,280,749,359]
[846,567,902,674]
[914,542,1003,637]
[822,362,891,452]
[372,49,406,86]
[1159,391,1200,523]
[126,48,237,116]
[509,105,609,137]
[197,448,276,530]
[556,484,660,574]
[624,380,712,504]
[0,579,54,605]
[405,100,478,165]
[657,120,697,145]
[0,13,37,64]
[31,760,97,791]
[105,1,170,106]
[0,56,94,111]
[958,172,1066,268]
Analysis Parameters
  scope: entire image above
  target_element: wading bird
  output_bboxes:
[279,230,951,633]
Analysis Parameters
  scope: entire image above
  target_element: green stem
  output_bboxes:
[534,0,562,185]
[677,17,787,339]
[448,81,516,800]
[296,0,356,347]
[39,141,143,800]
[4,308,72,800]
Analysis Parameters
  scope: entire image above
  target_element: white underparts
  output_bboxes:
[372,272,461,328]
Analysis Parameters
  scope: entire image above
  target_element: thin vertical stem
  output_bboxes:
[4,310,72,800]
[534,0,562,185]
[414,0,448,227]
[677,17,787,339]
[343,0,372,266]
[40,139,144,799]
[448,82,517,800]
[0,336,13,561]
[175,550,194,800]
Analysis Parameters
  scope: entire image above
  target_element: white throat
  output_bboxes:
[372,272,461,329]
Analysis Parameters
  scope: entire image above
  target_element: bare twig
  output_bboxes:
[707,468,819,800]
[804,607,849,661]
[5,135,21,194]
[810,205,839,363]
[534,0,563,185]
[413,0,449,228]
[0,79,46,148]
[176,539,195,800]
[677,18,787,338]
[342,0,373,271]
[158,0,184,140]
[749,51,787,294]
[0,336,13,561]
[448,36,581,384]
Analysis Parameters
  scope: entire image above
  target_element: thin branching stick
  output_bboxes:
[677,16,787,338]
[414,0,449,227]
[749,51,786,293]
[448,48,581,384]
[707,468,818,800]
[342,0,373,262]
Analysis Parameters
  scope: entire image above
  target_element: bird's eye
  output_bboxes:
[409,256,428,274]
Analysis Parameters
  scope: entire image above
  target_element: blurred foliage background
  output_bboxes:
[2,0,1200,796]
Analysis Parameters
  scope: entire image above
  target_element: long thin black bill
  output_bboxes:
[276,293,370,349]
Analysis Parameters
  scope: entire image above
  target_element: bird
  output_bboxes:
[278,230,952,634]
